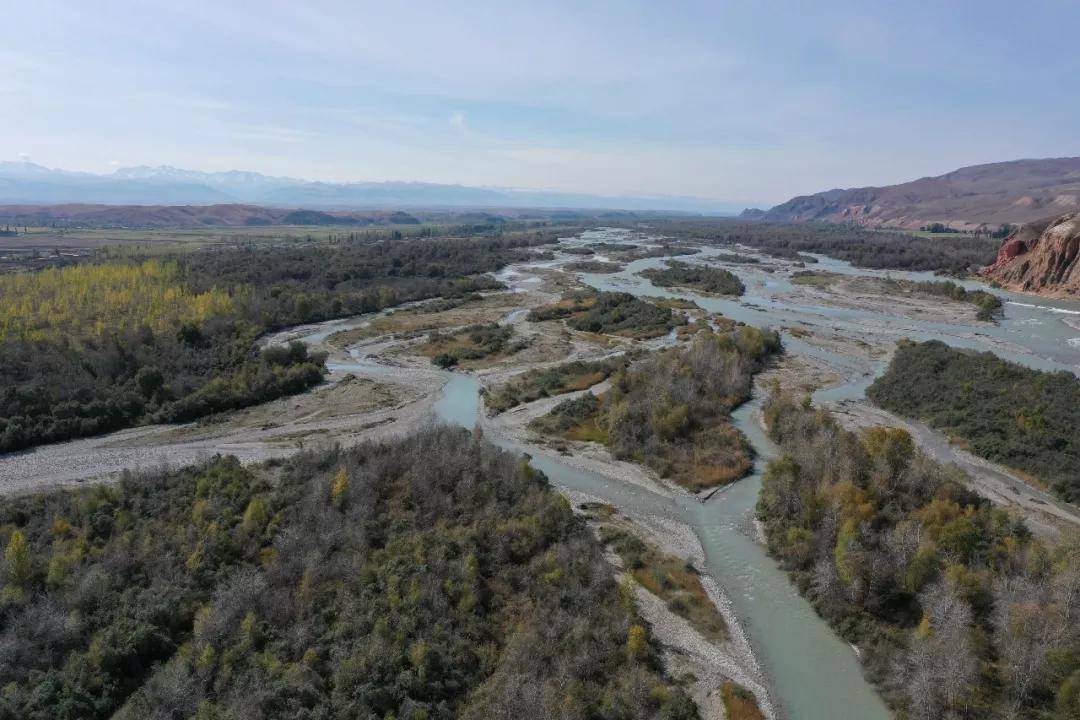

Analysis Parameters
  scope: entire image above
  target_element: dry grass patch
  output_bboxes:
[528,393,610,444]
[721,681,765,720]
[600,525,728,642]
[484,355,634,414]
[327,294,513,347]
[790,270,841,288]
[578,502,616,520]
[661,422,753,490]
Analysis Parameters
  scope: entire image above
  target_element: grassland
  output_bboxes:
[790,270,841,288]
[791,271,1002,319]
[325,293,506,347]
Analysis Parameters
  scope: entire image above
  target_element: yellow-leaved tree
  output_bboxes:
[4,530,32,600]
[331,467,350,508]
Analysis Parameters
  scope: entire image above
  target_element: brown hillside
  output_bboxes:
[750,157,1080,230]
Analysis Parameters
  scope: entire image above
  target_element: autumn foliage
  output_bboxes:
[0,260,237,343]
[758,389,1080,719]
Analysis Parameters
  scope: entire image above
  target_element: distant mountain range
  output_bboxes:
[742,157,1080,229]
[0,161,740,214]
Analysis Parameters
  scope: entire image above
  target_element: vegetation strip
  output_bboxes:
[721,681,766,720]
[792,272,1002,320]
[599,525,728,642]
[422,323,525,368]
[483,355,635,415]
[650,218,1000,273]
[868,339,1080,502]
[639,260,746,296]
[563,260,625,273]
[527,290,681,339]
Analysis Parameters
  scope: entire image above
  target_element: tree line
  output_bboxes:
[647,219,1001,274]
[757,390,1080,719]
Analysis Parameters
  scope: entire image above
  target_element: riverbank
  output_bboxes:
[481,388,776,718]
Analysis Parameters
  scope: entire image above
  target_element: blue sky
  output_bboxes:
[4,0,1078,205]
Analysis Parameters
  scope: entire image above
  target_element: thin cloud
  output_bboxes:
[2,1,1077,201]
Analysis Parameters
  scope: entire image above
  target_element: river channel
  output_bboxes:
[409,229,1080,720]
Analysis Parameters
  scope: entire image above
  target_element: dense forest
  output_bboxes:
[757,391,1080,719]
[867,340,1080,503]
[531,326,781,489]
[0,427,698,720]
[648,219,1000,274]
[638,261,745,296]
[0,231,553,452]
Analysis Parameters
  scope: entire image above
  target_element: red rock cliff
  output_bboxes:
[981,212,1080,297]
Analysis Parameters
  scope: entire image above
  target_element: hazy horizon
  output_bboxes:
[0,158,749,208]
[6,1,1080,205]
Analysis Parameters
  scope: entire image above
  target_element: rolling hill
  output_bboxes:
[743,157,1080,230]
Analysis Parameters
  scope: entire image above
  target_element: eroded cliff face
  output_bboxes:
[982,213,1080,297]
